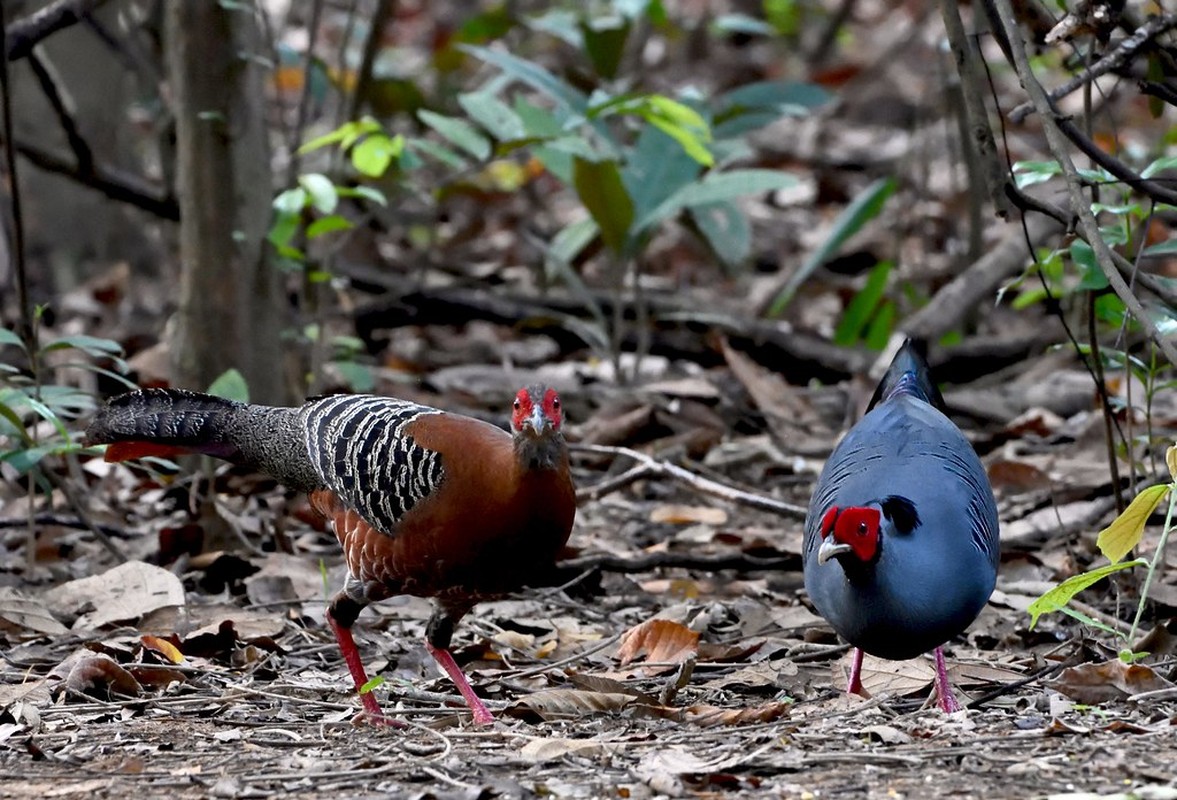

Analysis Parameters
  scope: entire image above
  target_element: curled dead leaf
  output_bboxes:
[508,688,637,721]
[1048,659,1174,704]
[617,619,700,671]
[62,653,142,699]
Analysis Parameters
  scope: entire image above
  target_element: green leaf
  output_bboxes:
[307,215,354,239]
[689,201,749,270]
[299,173,338,215]
[1070,240,1108,291]
[1142,238,1177,257]
[418,110,491,161]
[1027,559,1148,628]
[573,157,634,254]
[335,185,388,206]
[207,368,250,403]
[636,168,799,233]
[273,187,308,215]
[623,126,702,221]
[461,45,588,115]
[351,134,402,177]
[0,328,26,351]
[581,17,630,79]
[1097,484,1171,563]
[409,137,468,170]
[42,334,124,360]
[359,675,385,695]
[1141,155,1177,180]
[647,116,713,167]
[458,91,526,141]
[268,212,301,248]
[1012,159,1062,188]
[298,118,381,154]
[864,299,896,350]
[766,176,897,317]
[833,261,893,345]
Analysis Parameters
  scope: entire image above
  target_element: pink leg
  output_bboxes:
[328,614,395,725]
[933,646,963,713]
[426,642,495,725]
[846,647,865,696]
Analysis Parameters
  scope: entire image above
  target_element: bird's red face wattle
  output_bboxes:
[512,386,562,435]
[818,505,881,563]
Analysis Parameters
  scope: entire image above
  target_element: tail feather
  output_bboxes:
[85,389,320,491]
[867,339,947,412]
[84,389,248,460]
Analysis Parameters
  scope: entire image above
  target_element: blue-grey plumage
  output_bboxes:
[802,340,999,705]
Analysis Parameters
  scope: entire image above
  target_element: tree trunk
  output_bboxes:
[165,0,292,405]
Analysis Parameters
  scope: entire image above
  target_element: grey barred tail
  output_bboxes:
[85,389,321,492]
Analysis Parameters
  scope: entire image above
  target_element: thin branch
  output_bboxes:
[571,442,809,519]
[991,0,1177,368]
[554,550,793,575]
[283,0,325,187]
[0,7,31,344]
[6,0,110,61]
[347,0,395,123]
[1009,14,1177,123]
[12,138,179,219]
[26,49,93,174]
[1054,113,1177,206]
[937,0,1012,217]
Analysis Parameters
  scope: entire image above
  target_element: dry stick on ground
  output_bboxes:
[1009,14,1177,123]
[992,0,1177,368]
[571,442,808,519]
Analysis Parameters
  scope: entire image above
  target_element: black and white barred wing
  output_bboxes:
[300,395,446,536]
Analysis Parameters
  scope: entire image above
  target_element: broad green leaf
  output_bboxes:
[623,126,702,221]
[1027,559,1148,628]
[1097,484,1171,563]
[1141,155,1177,180]
[298,118,381,154]
[336,185,387,206]
[1012,159,1062,188]
[273,187,308,215]
[1071,240,1108,291]
[766,176,897,317]
[573,157,634,254]
[268,212,300,248]
[636,168,799,233]
[334,360,374,394]
[458,91,526,141]
[461,45,588,115]
[689,201,749,270]
[864,298,895,350]
[351,133,402,177]
[307,215,353,239]
[647,116,713,166]
[581,17,630,79]
[359,675,385,694]
[833,261,893,345]
[647,95,710,133]
[418,110,491,161]
[1166,444,1177,481]
[42,334,124,359]
[409,138,468,170]
[1143,238,1177,257]
[0,328,25,350]
[299,173,338,214]
[207,368,249,403]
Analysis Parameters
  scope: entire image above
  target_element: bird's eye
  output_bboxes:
[551,397,560,408]
[513,398,521,410]
[858,522,868,536]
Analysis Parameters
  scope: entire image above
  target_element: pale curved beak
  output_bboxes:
[817,539,854,565]
[522,404,552,437]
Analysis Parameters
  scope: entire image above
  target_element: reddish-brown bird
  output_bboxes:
[84,385,576,725]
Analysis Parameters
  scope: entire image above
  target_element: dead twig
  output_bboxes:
[571,442,808,519]
[1009,14,1177,123]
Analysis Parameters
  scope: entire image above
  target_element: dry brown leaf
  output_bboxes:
[42,561,185,630]
[61,653,142,699]
[519,737,614,764]
[509,688,637,720]
[987,459,1052,493]
[617,619,700,669]
[649,504,728,526]
[641,701,791,727]
[1048,659,1175,704]
[141,635,184,664]
[0,587,68,635]
[702,661,794,692]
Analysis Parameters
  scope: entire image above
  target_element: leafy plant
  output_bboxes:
[1028,444,1177,661]
[0,321,133,493]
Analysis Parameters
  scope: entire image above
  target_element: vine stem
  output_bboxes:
[1128,487,1177,645]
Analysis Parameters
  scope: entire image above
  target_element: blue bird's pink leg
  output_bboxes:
[933,646,963,713]
[846,647,865,695]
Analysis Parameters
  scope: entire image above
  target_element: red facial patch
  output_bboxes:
[832,506,881,563]
[819,506,840,538]
[542,388,563,429]
[511,388,534,431]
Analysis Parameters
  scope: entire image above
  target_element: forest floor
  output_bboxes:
[3,342,1177,800]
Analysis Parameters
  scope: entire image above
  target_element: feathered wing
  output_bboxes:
[300,395,447,536]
